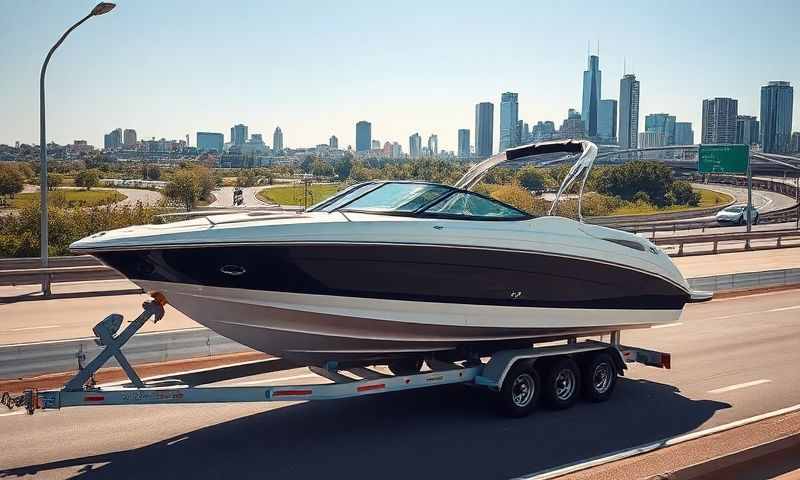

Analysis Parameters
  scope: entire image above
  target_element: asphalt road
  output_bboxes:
[209,186,273,208]
[1,289,799,479]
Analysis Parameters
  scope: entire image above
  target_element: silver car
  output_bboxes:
[715,204,759,225]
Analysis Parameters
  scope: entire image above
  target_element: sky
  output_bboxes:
[1,0,798,152]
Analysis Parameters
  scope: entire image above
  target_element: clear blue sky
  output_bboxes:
[1,0,798,152]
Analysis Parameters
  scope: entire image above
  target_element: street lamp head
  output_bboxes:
[91,2,116,16]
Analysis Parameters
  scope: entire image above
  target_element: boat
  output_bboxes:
[70,140,710,369]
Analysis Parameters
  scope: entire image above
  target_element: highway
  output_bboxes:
[1,288,799,478]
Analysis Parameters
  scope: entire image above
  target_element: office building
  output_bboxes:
[409,133,422,158]
[329,135,338,149]
[499,92,519,151]
[760,81,794,153]
[618,74,640,148]
[638,131,665,149]
[531,121,556,142]
[197,132,224,153]
[559,109,586,139]
[674,122,694,145]
[702,98,738,144]
[581,54,602,137]
[427,134,439,156]
[598,99,617,143]
[103,128,122,150]
[645,113,676,145]
[372,140,380,150]
[475,102,494,158]
[123,129,137,147]
[355,121,372,152]
[391,142,402,158]
[273,127,284,153]
[790,132,800,153]
[231,124,248,146]
[736,116,760,146]
[457,129,470,159]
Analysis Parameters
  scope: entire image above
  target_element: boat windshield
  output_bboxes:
[308,182,378,212]
[340,183,451,213]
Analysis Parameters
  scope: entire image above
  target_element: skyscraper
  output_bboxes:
[329,135,338,149]
[103,128,122,150]
[427,134,438,156]
[598,99,617,143]
[499,92,519,151]
[674,122,695,145]
[457,129,470,159]
[531,121,556,141]
[702,98,738,144]
[355,121,372,152]
[231,124,248,146]
[645,113,676,145]
[638,131,665,149]
[558,109,586,139]
[760,81,794,153]
[273,127,284,152]
[123,129,137,146]
[618,74,640,148]
[581,54,602,137]
[475,102,494,158]
[791,132,800,153]
[736,116,760,146]
[197,132,224,152]
[409,133,422,158]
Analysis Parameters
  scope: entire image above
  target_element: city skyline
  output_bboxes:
[1,0,799,151]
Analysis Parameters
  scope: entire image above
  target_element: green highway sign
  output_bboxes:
[698,144,749,173]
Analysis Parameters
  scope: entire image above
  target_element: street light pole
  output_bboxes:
[39,3,116,296]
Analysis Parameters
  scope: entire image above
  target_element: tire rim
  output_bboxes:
[593,362,613,394]
[511,373,535,407]
[555,369,576,401]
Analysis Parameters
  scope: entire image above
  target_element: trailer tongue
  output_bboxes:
[2,298,671,418]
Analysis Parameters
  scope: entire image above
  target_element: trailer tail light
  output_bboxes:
[84,396,105,402]
[273,389,313,397]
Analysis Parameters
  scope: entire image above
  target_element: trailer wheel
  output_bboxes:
[543,357,581,409]
[498,363,541,417]
[388,358,423,376]
[581,352,617,402]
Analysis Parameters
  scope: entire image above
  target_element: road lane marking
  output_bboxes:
[0,411,25,418]
[767,305,800,313]
[651,322,683,329]
[3,325,61,332]
[708,379,771,394]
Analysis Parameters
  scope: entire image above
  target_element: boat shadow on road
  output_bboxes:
[0,378,730,480]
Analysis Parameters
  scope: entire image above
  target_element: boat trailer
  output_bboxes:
[2,299,671,417]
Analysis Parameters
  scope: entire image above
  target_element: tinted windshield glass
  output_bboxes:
[724,206,745,212]
[309,183,376,212]
[424,192,528,218]
[341,183,450,213]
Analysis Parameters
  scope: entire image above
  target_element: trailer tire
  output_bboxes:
[543,357,581,409]
[498,363,541,418]
[387,358,423,376]
[581,352,617,402]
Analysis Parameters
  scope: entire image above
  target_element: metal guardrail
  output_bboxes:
[3,267,800,380]
[653,229,800,256]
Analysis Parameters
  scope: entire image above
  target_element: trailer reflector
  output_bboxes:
[84,396,105,401]
[357,383,385,392]
[273,389,313,397]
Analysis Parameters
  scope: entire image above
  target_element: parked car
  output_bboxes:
[715,204,759,225]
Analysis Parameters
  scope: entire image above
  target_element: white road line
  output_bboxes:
[708,379,772,394]
[3,325,61,332]
[767,305,800,313]
[651,322,683,329]
[0,411,26,418]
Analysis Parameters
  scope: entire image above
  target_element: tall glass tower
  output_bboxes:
[581,55,602,137]
[499,92,519,152]
[273,127,283,153]
[618,74,640,149]
[475,102,494,158]
[457,129,470,158]
[355,121,372,152]
[760,81,794,153]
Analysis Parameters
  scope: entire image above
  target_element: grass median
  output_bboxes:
[257,183,342,206]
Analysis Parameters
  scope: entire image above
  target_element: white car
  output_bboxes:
[715,204,759,225]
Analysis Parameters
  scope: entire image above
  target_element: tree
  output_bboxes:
[483,167,514,185]
[142,165,161,180]
[192,165,215,200]
[515,166,548,191]
[236,169,257,187]
[312,159,334,177]
[75,169,100,190]
[164,169,201,211]
[668,180,701,206]
[334,155,353,179]
[0,164,24,205]
[300,155,316,174]
[48,173,63,191]
[595,161,674,206]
